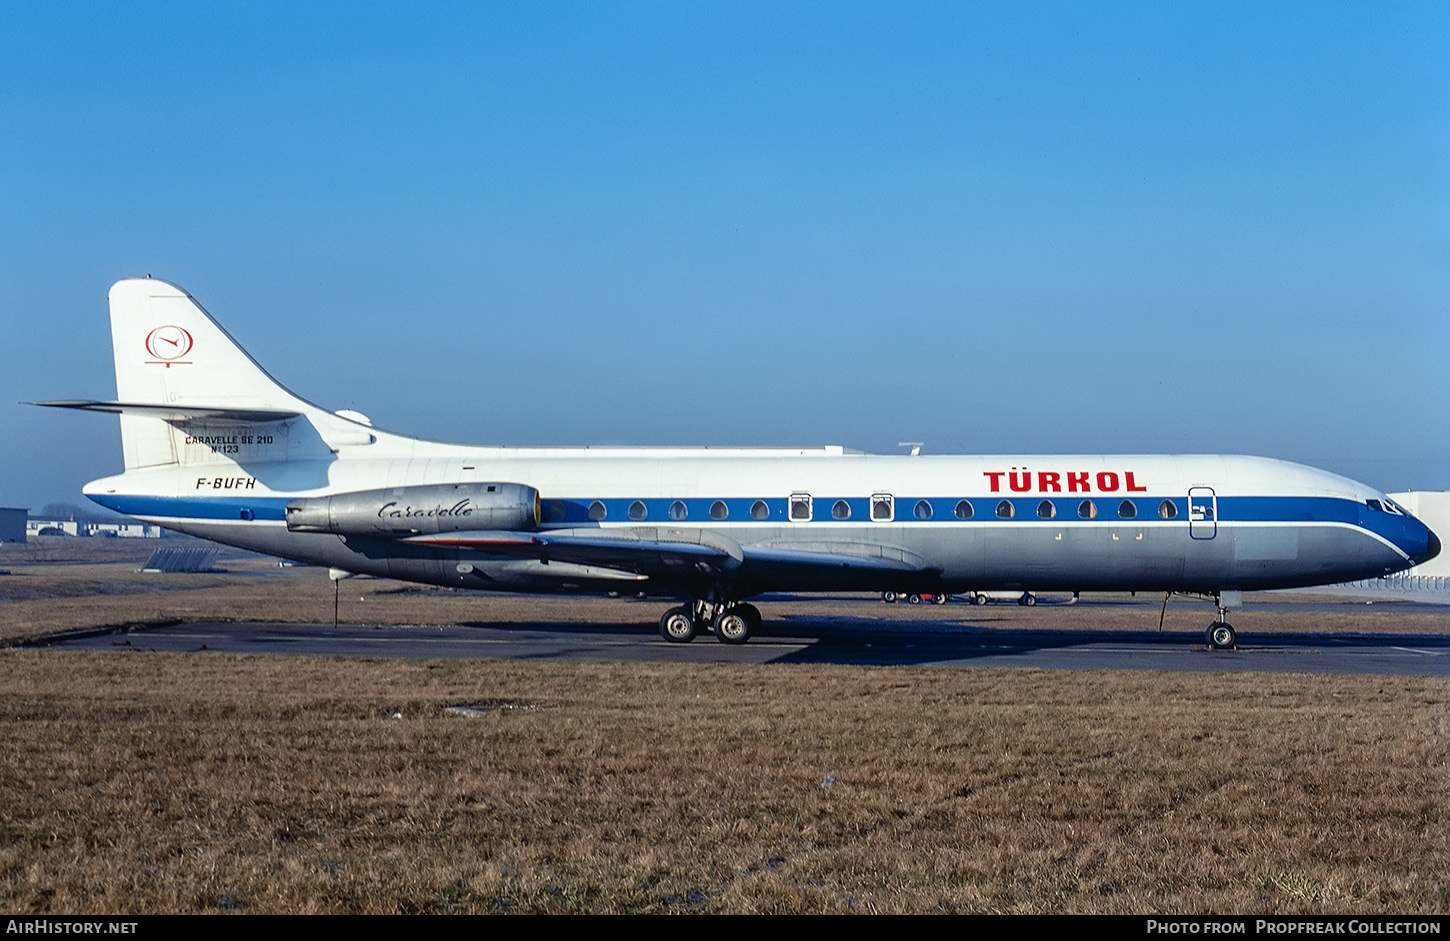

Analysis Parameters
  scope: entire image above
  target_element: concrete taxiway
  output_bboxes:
[38,611,1450,675]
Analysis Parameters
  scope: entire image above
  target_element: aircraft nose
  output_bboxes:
[1424,527,1441,564]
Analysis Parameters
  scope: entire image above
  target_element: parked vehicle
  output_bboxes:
[963,591,1036,606]
[880,591,951,605]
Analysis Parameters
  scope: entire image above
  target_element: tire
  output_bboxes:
[932,593,950,605]
[1206,623,1236,650]
[714,609,752,645]
[1022,594,1036,607]
[908,594,922,605]
[882,591,898,603]
[658,606,697,643]
[973,594,988,606]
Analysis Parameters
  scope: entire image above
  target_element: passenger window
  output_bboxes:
[588,500,607,521]
[1037,500,1055,519]
[789,493,812,521]
[710,500,729,520]
[1078,500,1097,520]
[1118,500,1137,519]
[669,500,688,521]
[629,500,648,520]
[1158,500,1177,520]
[871,494,894,521]
[751,500,770,520]
[832,500,851,520]
[954,500,973,520]
[914,500,933,521]
[996,500,1014,519]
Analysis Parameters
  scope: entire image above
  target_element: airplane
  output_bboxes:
[34,277,1440,649]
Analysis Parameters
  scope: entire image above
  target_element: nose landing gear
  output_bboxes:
[1206,622,1237,650]
[1204,594,1238,650]
[1206,601,1237,650]
[1161,591,1240,650]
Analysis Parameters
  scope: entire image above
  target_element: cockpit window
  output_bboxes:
[1366,499,1383,512]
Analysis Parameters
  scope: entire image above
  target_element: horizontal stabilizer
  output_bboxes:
[30,400,301,423]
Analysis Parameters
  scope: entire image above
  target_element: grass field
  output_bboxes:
[0,537,1446,914]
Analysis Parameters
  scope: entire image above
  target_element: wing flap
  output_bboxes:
[403,529,937,585]
[404,527,744,577]
[744,540,937,574]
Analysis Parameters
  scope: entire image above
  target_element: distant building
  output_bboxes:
[0,508,26,543]
[85,521,163,538]
[26,518,81,537]
[25,517,163,538]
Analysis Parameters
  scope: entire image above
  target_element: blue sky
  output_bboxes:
[3,2,1447,512]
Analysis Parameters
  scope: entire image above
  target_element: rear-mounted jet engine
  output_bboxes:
[285,482,540,536]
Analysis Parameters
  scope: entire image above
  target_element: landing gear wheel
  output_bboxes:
[932,593,950,605]
[973,594,988,606]
[908,594,922,605]
[882,591,898,603]
[659,606,697,643]
[1206,622,1236,650]
[1019,593,1036,606]
[714,608,754,645]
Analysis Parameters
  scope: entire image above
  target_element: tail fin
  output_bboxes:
[109,278,306,414]
[35,278,381,471]
[106,278,321,469]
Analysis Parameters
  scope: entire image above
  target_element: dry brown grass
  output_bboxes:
[0,652,1444,914]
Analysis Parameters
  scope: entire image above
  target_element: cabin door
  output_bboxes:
[1188,487,1217,540]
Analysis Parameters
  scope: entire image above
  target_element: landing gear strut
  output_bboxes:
[1205,597,1237,650]
[1161,591,1241,650]
[658,599,762,645]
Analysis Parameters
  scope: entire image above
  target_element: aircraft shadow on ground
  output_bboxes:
[41,616,1449,672]
[445,615,1450,668]
[747,618,1445,666]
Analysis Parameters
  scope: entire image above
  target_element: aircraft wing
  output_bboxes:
[405,528,935,582]
[405,527,745,577]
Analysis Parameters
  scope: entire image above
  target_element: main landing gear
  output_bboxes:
[658,600,762,645]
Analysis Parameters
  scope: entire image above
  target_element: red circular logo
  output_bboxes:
[145,326,193,360]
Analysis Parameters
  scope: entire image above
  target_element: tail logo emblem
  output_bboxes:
[144,326,193,366]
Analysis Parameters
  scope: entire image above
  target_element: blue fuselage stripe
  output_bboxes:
[88,492,1413,549]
